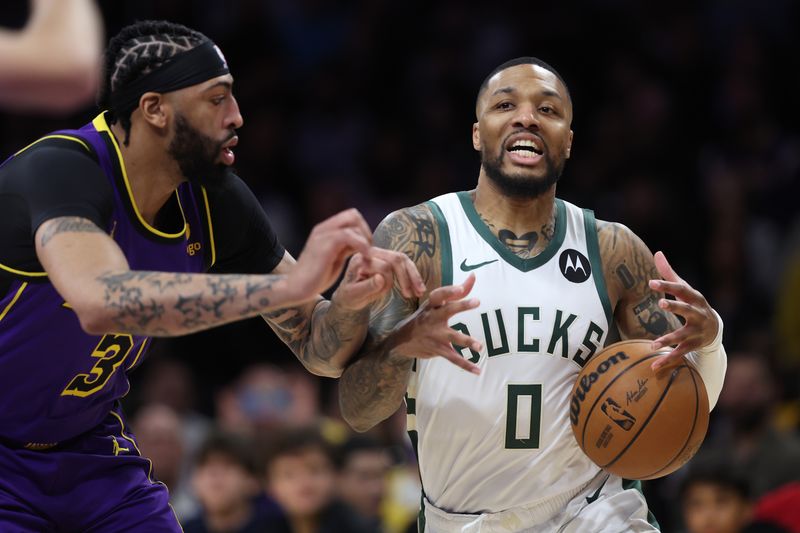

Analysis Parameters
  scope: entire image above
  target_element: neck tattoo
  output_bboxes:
[480,214,556,259]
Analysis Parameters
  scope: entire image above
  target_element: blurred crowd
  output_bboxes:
[2,0,799,531]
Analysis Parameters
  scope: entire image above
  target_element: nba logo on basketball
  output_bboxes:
[601,397,636,430]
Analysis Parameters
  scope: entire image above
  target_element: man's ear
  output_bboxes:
[472,122,481,152]
[138,92,169,130]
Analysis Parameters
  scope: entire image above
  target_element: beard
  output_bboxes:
[168,114,236,189]
[481,143,564,199]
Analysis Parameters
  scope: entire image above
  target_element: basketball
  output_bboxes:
[569,339,709,480]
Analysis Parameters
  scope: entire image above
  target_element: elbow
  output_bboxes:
[304,362,343,379]
[73,302,115,336]
[341,410,377,433]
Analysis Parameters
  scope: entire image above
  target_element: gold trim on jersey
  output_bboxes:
[14,134,91,156]
[0,282,28,322]
[125,338,149,371]
[201,187,217,267]
[91,113,188,240]
[0,262,47,278]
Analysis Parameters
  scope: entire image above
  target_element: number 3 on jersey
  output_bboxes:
[505,384,543,449]
[61,334,134,397]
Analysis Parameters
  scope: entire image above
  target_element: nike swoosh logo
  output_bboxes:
[586,475,609,505]
[460,259,498,272]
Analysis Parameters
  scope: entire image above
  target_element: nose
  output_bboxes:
[226,95,244,130]
[512,104,540,130]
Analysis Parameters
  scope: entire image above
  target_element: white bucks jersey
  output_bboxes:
[407,192,614,514]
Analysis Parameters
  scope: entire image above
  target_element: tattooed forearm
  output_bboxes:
[39,217,104,247]
[597,220,681,340]
[339,205,438,430]
[339,335,414,431]
[339,294,418,431]
[262,299,368,377]
[94,270,288,336]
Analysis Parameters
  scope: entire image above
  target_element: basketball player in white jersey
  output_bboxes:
[338,57,728,532]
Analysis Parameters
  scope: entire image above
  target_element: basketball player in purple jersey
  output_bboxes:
[0,21,424,532]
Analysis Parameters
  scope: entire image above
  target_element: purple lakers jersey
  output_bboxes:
[0,112,215,445]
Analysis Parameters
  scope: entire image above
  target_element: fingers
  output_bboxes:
[364,249,426,298]
[336,273,389,309]
[654,297,705,320]
[653,251,681,283]
[651,344,692,371]
[648,279,703,304]
[429,274,476,308]
[436,344,481,375]
[450,330,483,353]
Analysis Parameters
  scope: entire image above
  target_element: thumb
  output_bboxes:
[337,274,387,309]
[653,251,681,283]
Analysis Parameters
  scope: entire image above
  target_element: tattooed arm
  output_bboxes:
[597,220,681,341]
[338,204,436,431]
[260,251,411,378]
[597,220,725,406]
[338,205,481,431]
[36,212,371,337]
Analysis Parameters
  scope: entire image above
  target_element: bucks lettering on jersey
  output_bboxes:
[407,192,614,514]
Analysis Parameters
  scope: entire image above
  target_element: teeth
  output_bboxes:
[513,150,538,159]
[510,139,542,154]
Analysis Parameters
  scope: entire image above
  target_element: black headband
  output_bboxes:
[110,40,230,116]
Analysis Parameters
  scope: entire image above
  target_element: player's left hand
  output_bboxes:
[647,251,720,371]
[332,249,426,311]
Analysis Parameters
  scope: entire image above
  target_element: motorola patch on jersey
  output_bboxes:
[559,249,591,283]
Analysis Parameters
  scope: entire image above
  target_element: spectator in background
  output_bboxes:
[138,356,212,468]
[216,364,320,436]
[0,0,101,113]
[699,353,800,497]
[679,462,753,533]
[183,431,278,533]
[265,426,374,533]
[131,403,196,520]
[336,435,392,532]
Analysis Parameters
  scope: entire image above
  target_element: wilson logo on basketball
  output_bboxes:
[569,350,630,426]
[601,397,636,431]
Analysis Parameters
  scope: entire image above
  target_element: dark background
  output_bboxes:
[2,1,799,531]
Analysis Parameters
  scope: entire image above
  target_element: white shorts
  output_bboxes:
[421,472,659,533]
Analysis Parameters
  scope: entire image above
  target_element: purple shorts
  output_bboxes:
[0,407,182,532]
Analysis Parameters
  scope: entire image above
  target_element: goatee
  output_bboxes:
[168,114,236,189]
[481,146,564,199]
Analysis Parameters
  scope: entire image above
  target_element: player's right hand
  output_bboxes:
[392,273,483,374]
[288,208,373,301]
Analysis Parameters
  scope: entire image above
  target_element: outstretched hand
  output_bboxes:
[392,273,483,374]
[288,209,373,302]
[648,251,720,371]
[333,250,427,311]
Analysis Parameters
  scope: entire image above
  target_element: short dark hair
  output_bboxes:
[99,20,209,144]
[679,461,750,502]
[476,56,571,113]
[335,434,388,470]
[263,426,335,473]
[194,431,258,475]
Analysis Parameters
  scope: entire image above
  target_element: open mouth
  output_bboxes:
[220,136,238,165]
[506,138,543,159]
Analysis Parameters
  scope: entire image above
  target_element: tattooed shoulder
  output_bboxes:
[374,203,441,289]
[39,216,104,247]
